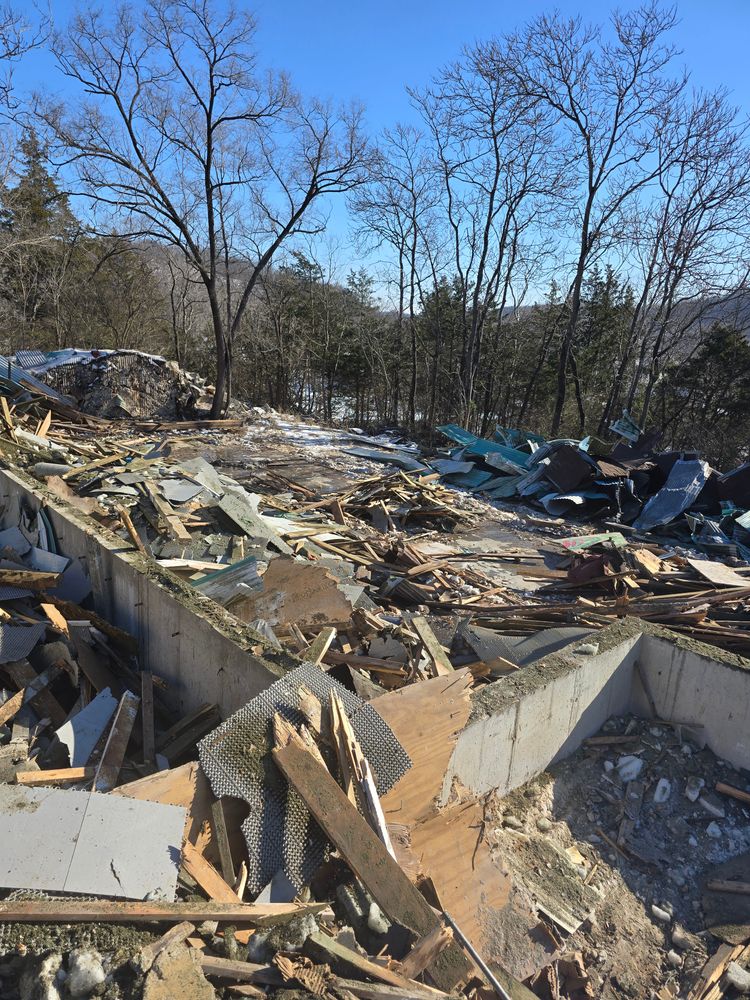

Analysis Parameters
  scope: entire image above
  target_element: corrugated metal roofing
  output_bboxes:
[14,350,47,369]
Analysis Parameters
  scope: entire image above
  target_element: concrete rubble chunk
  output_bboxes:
[143,944,216,1000]
[725,961,750,993]
[66,949,106,997]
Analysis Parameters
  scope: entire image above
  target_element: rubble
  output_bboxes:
[0,369,749,998]
[16,349,215,421]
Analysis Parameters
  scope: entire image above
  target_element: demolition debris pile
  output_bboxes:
[0,368,750,998]
[14,348,214,420]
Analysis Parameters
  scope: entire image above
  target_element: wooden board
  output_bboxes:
[2,658,67,727]
[0,899,325,925]
[181,841,241,903]
[375,670,473,828]
[411,616,454,676]
[687,558,749,589]
[304,930,424,991]
[16,767,94,787]
[0,569,59,590]
[94,690,140,791]
[272,737,471,992]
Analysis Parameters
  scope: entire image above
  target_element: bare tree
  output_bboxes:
[0,3,49,108]
[411,42,558,429]
[352,124,439,427]
[616,90,750,427]
[495,3,685,434]
[35,0,367,414]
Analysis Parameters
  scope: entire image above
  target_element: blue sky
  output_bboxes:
[19,0,750,147]
[12,1,750,291]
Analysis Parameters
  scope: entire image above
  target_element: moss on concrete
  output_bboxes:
[470,616,750,722]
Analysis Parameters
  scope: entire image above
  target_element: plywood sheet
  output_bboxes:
[374,669,472,828]
[234,556,355,629]
[687,558,748,588]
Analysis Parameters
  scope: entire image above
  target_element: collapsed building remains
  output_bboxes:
[0,355,747,1000]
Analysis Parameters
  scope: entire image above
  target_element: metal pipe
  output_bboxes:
[442,911,512,1000]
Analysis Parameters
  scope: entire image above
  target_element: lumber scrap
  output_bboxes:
[210,798,236,886]
[118,503,148,555]
[182,840,241,903]
[272,734,472,991]
[201,957,443,999]
[705,880,750,895]
[93,690,140,791]
[716,781,750,805]
[306,626,337,666]
[0,899,325,925]
[399,924,454,981]
[2,658,67,727]
[48,596,138,652]
[61,453,125,480]
[0,688,25,727]
[410,616,454,676]
[687,941,747,1000]
[135,920,196,971]
[16,767,94,787]
[144,482,192,543]
[156,703,221,762]
[303,930,428,992]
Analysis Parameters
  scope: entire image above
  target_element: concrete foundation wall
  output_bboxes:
[441,635,640,802]
[0,467,286,718]
[444,627,750,802]
[637,634,750,770]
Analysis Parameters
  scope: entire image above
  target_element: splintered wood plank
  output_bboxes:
[687,942,745,999]
[410,617,454,676]
[40,603,69,636]
[3,659,67,727]
[35,410,52,440]
[61,453,124,480]
[272,737,471,992]
[306,627,337,666]
[136,920,195,970]
[0,899,325,925]
[210,798,236,885]
[118,504,148,555]
[16,767,95,787]
[0,395,16,439]
[0,688,25,726]
[304,931,420,991]
[181,841,241,904]
[399,924,454,981]
[375,670,473,828]
[49,597,138,653]
[94,690,140,792]
[144,483,192,543]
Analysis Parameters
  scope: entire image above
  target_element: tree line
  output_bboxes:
[1,0,750,467]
